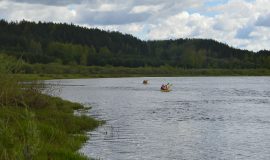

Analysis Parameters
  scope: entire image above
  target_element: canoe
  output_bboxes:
[160,89,172,92]
[143,80,148,84]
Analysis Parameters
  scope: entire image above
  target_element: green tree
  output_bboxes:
[29,40,42,55]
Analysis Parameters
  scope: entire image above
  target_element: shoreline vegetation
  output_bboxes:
[17,63,270,81]
[0,57,102,159]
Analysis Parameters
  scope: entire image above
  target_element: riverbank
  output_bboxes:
[14,68,270,81]
[0,74,102,159]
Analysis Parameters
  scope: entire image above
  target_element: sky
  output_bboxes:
[0,0,270,51]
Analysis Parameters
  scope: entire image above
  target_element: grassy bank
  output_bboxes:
[19,63,270,79]
[14,65,270,81]
[0,73,101,159]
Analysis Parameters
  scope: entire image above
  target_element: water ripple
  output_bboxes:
[50,77,270,160]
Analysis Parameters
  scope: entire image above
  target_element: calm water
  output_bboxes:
[47,77,270,160]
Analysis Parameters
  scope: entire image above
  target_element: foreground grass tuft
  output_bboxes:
[0,92,101,160]
[0,91,101,159]
[0,57,101,160]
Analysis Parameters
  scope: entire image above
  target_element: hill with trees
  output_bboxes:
[0,19,270,69]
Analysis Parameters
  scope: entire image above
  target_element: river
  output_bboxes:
[46,77,270,160]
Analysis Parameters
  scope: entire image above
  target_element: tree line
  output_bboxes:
[0,19,270,69]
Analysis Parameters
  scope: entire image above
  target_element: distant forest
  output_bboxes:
[0,19,270,69]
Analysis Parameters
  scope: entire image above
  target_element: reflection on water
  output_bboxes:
[46,77,270,160]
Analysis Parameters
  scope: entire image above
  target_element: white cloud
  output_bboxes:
[98,3,118,12]
[130,4,164,14]
[147,12,213,39]
[0,1,76,22]
[6,0,84,6]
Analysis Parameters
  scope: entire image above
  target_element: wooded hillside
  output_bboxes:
[0,20,269,69]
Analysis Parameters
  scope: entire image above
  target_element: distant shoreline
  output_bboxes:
[15,68,270,80]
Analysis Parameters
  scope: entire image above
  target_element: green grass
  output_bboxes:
[16,63,270,79]
[14,68,270,81]
[0,74,102,160]
[0,95,101,160]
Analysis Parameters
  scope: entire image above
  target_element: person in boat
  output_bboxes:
[161,84,167,90]
[161,84,164,90]
[161,83,171,90]
[143,80,148,84]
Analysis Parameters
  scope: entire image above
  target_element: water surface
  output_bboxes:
[47,77,270,160]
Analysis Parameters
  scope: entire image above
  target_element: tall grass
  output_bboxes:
[0,54,101,159]
[19,63,270,79]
